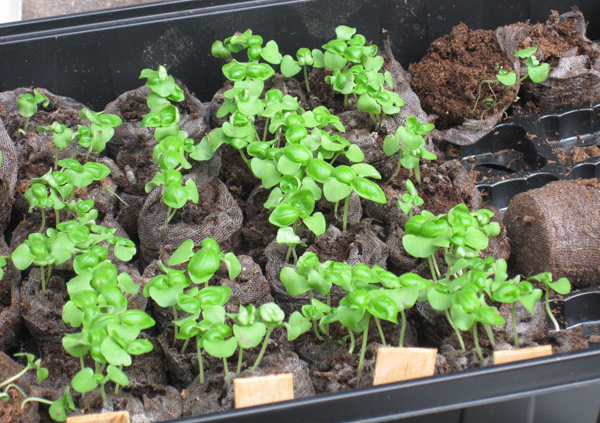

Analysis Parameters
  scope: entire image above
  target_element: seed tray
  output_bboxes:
[453,104,600,210]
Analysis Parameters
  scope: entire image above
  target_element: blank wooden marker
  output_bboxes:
[234,373,294,409]
[373,347,437,385]
[66,411,129,423]
[493,345,553,365]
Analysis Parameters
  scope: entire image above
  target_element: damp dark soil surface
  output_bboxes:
[409,23,516,130]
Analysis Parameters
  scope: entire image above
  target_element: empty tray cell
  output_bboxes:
[549,291,600,346]
[460,124,542,180]
[539,108,600,152]
[477,172,558,210]
[567,161,600,179]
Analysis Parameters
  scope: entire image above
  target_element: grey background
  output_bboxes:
[22,0,176,20]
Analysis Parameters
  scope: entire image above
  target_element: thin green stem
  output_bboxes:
[399,308,407,347]
[80,356,84,370]
[357,315,371,382]
[40,209,46,232]
[512,303,519,347]
[0,367,30,389]
[172,307,179,344]
[375,318,386,346]
[165,206,178,225]
[389,158,402,183]
[334,201,340,222]
[40,266,47,293]
[347,328,356,354]
[427,256,438,284]
[432,256,441,280]
[3,383,26,398]
[239,149,249,165]
[21,396,53,409]
[414,164,422,186]
[342,196,350,232]
[546,291,560,332]
[309,292,324,341]
[223,358,231,388]
[473,323,483,361]
[471,79,498,114]
[100,383,106,403]
[180,338,190,354]
[343,94,348,109]
[303,66,311,94]
[284,245,292,264]
[263,117,270,141]
[445,310,465,351]
[197,340,205,384]
[85,144,93,163]
[237,348,244,374]
[54,146,59,170]
[24,118,30,133]
[251,327,273,371]
[483,323,495,348]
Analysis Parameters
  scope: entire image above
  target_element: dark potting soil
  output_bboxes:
[520,10,600,68]
[409,23,516,130]
[555,145,600,163]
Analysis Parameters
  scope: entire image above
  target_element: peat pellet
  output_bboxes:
[503,180,600,288]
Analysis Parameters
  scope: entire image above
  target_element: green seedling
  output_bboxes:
[21,387,77,422]
[16,88,49,133]
[175,296,235,386]
[229,304,266,373]
[62,260,154,401]
[140,65,185,111]
[491,260,543,347]
[428,271,504,360]
[397,179,424,218]
[383,116,436,184]
[36,121,76,169]
[319,25,404,123]
[75,108,122,161]
[211,30,283,65]
[322,163,386,231]
[472,46,550,118]
[1,355,75,421]
[280,251,333,339]
[11,231,73,292]
[403,204,500,283]
[145,169,199,225]
[281,47,324,93]
[527,272,571,332]
[0,353,48,404]
[326,287,399,380]
[144,238,240,342]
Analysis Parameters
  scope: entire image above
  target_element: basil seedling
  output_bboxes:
[383,116,436,184]
[527,272,571,332]
[16,88,49,133]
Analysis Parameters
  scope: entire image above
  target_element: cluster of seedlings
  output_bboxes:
[0,25,562,421]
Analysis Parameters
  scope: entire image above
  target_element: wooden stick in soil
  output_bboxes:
[373,347,437,385]
[493,345,552,365]
[66,411,130,423]
[233,373,294,409]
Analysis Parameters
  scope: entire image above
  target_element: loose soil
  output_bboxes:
[409,23,516,129]
[519,10,600,68]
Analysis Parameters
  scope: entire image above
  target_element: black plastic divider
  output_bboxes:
[1,0,599,109]
[165,349,600,423]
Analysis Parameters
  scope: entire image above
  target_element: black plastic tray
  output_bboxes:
[451,104,600,210]
[1,1,600,423]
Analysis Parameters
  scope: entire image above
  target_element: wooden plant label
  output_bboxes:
[373,347,437,386]
[493,345,553,365]
[66,411,130,423]
[234,373,294,409]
